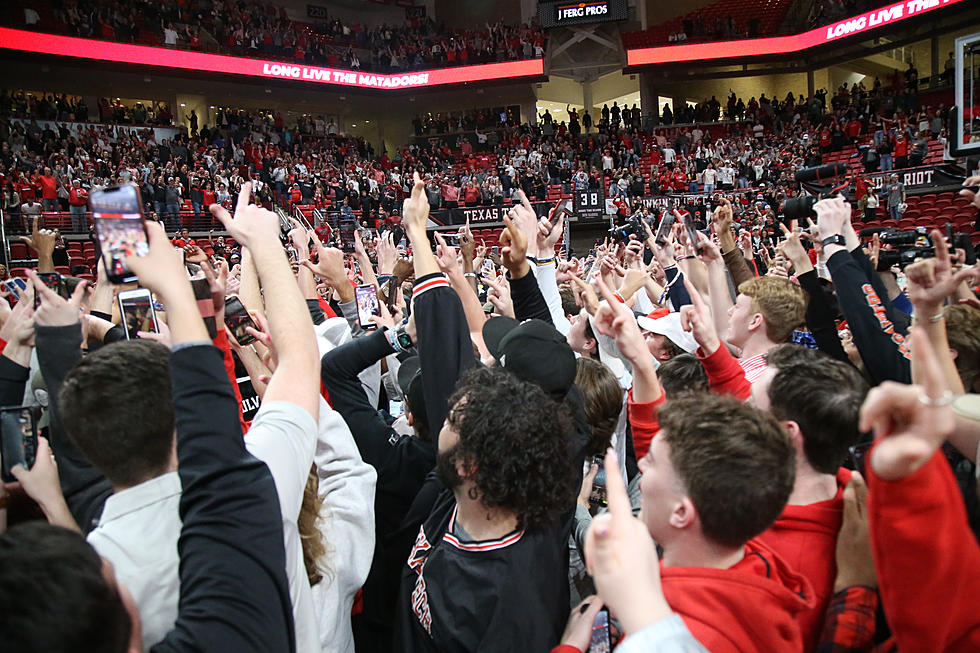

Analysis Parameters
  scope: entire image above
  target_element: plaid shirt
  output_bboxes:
[817,586,883,653]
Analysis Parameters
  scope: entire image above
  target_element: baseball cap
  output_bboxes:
[482,317,577,398]
[635,310,698,354]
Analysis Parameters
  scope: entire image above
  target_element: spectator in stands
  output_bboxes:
[886,174,905,222]
[20,196,42,231]
[67,178,88,232]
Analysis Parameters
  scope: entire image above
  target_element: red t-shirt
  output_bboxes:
[893,137,908,157]
[37,175,58,200]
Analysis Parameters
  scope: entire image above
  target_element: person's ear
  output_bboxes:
[748,312,765,333]
[670,495,697,531]
[783,420,804,454]
[584,336,598,356]
[949,348,959,362]
[406,411,415,427]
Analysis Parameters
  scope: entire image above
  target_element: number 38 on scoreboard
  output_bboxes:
[574,188,605,221]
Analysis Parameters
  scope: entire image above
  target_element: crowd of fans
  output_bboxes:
[0,69,956,249]
[0,130,979,652]
[8,0,545,74]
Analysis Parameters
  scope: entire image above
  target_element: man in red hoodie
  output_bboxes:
[751,344,869,651]
[640,392,813,651]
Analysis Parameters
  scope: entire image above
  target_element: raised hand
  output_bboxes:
[569,275,600,316]
[458,221,476,263]
[401,171,430,235]
[121,221,188,303]
[28,270,87,328]
[959,175,980,210]
[777,223,812,273]
[593,274,647,363]
[859,328,956,481]
[483,272,514,318]
[499,214,529,278]
[209,182,279,248]
[584,451,672,635]
[679,278,721,355]
[433,232,461,277]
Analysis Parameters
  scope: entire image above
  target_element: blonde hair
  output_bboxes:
[738,276,807,344]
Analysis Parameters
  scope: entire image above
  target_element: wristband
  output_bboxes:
[917,389,954,407]
[676,255,694,261]
[385,326,403,353]
[463,272,476,279]
[535,256,555,266]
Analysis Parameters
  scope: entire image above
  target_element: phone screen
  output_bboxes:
[91,185,149,283]
[848,442,872,476]
[355,284,379,329]
[224,295,257,345]
[682,212,703,254]
[0,406,37,483]
[118,290,158,340]
[589,610,611,653]
[654,211,675,246]
[340,220,356,254]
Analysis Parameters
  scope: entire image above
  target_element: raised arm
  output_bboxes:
[127,222,296,653]
[212,183,319,422]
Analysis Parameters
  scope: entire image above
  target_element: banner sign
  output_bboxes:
[405,5,426,19]
[863,164,964,193]
[0,28,546,92]
[539,0,629,28]
[626,0,966,66]
[424,202,556,228]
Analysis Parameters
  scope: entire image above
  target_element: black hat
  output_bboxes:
[482,317,576,399]
[396,355,428,432]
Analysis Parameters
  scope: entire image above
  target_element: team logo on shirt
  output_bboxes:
[407,527,433,633]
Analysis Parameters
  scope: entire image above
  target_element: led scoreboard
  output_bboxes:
[574,188,605,221]
[538,0,628,28]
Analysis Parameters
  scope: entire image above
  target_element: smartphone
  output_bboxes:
[224,295,258,345]
[588,455,608,514]
[3,277,27,299]
[190,276,218,339]
[491,246,499,256]
[35,272,63,308]
[0,406,38,483]
[589,609,611,653]
[653,210,675,246]
[481,259,495,276]
[340,219,357,254]
[683,212,703,254]
[355,283,380,330]
[90,184,149,284]
[117,288,158,340]
[848,441,872,476]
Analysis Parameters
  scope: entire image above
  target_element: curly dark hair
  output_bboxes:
[441,366,578,530]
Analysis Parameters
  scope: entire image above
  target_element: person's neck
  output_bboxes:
[453,485,520,541]
[788,464,839,505]
[661,533,746,570]
[737,336,776,361]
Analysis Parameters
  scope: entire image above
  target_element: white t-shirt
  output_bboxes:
[703,168,717,185]
[663,147,676,163]
[164,28,178,45]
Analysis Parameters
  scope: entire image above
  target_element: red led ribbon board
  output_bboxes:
[0,27,545,90]
[626,0,967,66]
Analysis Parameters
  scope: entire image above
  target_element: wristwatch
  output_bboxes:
[821,234,846,247]
[386,325,415,353]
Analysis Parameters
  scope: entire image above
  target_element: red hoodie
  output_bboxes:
[661,539,815,652]
[758,467,852,651]
[867,448,980,651]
